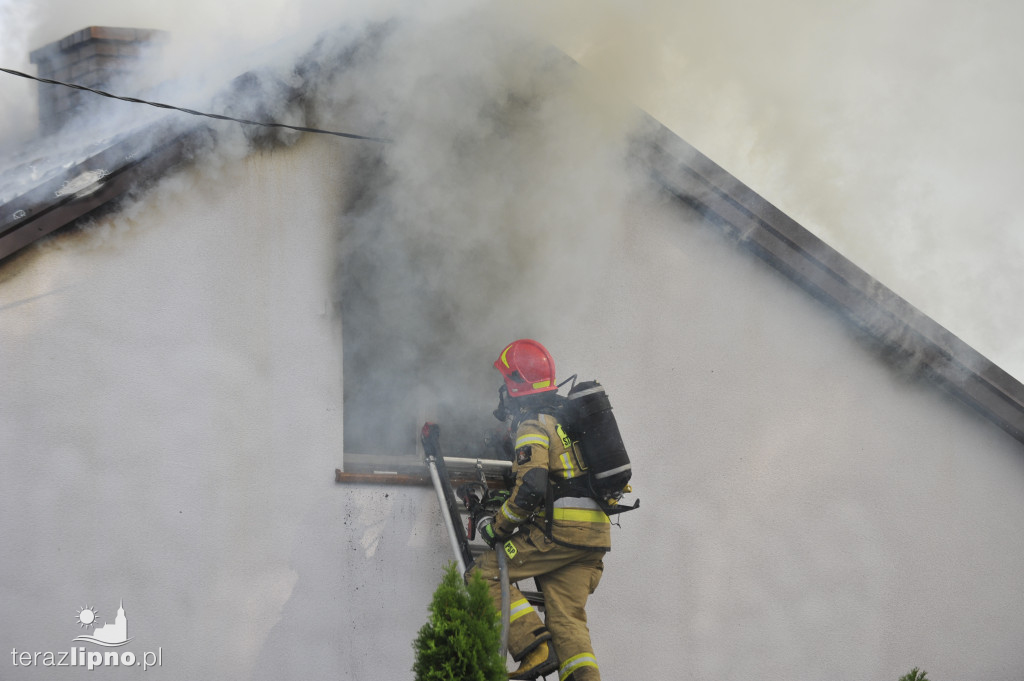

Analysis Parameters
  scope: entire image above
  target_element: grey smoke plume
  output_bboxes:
[316,11,644,454]
[4,0,1021,384]
[3,0,649,456]
[579,0,1024,381]
[3,0,1023,396]
[0,0,40,146]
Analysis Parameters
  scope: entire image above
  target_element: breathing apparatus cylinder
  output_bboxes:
[565,381,631,497]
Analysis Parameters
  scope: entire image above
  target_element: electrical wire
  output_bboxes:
[0,66,390,143]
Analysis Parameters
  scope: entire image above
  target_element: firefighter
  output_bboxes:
[471,339,610,681]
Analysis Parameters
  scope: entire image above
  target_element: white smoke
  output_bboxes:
[557,0,1024,381]
[2,0,651,455]
[3,0,1021,380]
[314,6,645,454]
[0,0,40,146]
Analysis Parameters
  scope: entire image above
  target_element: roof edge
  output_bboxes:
[633,113,1024,446]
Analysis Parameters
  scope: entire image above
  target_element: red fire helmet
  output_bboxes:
[494,339,557,397]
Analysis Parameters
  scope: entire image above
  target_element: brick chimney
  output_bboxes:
[29,26,167,134]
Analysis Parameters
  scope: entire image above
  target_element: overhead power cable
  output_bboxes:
[1,66,390,143]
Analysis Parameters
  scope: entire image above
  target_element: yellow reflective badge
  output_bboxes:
[504,540,518,560]
[556,424,572,449]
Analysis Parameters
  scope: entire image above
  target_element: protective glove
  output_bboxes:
[477,516,510,549]
[485,489,511,508]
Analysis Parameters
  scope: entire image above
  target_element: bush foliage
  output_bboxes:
[413,562,506,681]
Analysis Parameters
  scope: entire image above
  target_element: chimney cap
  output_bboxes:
[30,26,168,63]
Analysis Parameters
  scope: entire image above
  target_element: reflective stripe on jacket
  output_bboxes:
[496,413,610,551]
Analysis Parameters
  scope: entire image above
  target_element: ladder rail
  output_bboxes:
[426,453,471,575]
[420,423,545,613]
[422,424,475,574]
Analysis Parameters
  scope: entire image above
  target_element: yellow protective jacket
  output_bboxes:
[494,412,611,551]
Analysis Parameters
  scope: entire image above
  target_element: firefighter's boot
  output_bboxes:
[509,641,558,680]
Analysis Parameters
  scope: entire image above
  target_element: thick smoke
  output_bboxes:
[5,0,1021,383]
[315,9,644,455]
[575,0,1024,380]
[0,0,39,147]
[3,0,650,457]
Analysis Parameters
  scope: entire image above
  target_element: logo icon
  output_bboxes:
[72,600,132,647]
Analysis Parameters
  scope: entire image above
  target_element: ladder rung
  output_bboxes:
[522,591,545,609]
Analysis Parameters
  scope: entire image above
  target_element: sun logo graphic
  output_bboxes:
[10,598,162,670]
[72,600,132,646]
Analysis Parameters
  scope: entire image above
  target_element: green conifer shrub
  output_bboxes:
[413,562,505,681]
[899,668,928,681]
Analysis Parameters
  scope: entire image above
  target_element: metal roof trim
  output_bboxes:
[633,113,1024,446]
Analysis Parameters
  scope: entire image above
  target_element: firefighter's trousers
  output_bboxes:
[472,524,605,681]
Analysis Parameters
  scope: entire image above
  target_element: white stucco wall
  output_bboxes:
[3,131,1024,681]
[565,191,1024,680]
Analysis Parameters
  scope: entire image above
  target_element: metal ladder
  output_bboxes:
[419,424,545,605]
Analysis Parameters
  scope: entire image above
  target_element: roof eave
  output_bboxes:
[0,123,210,262]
